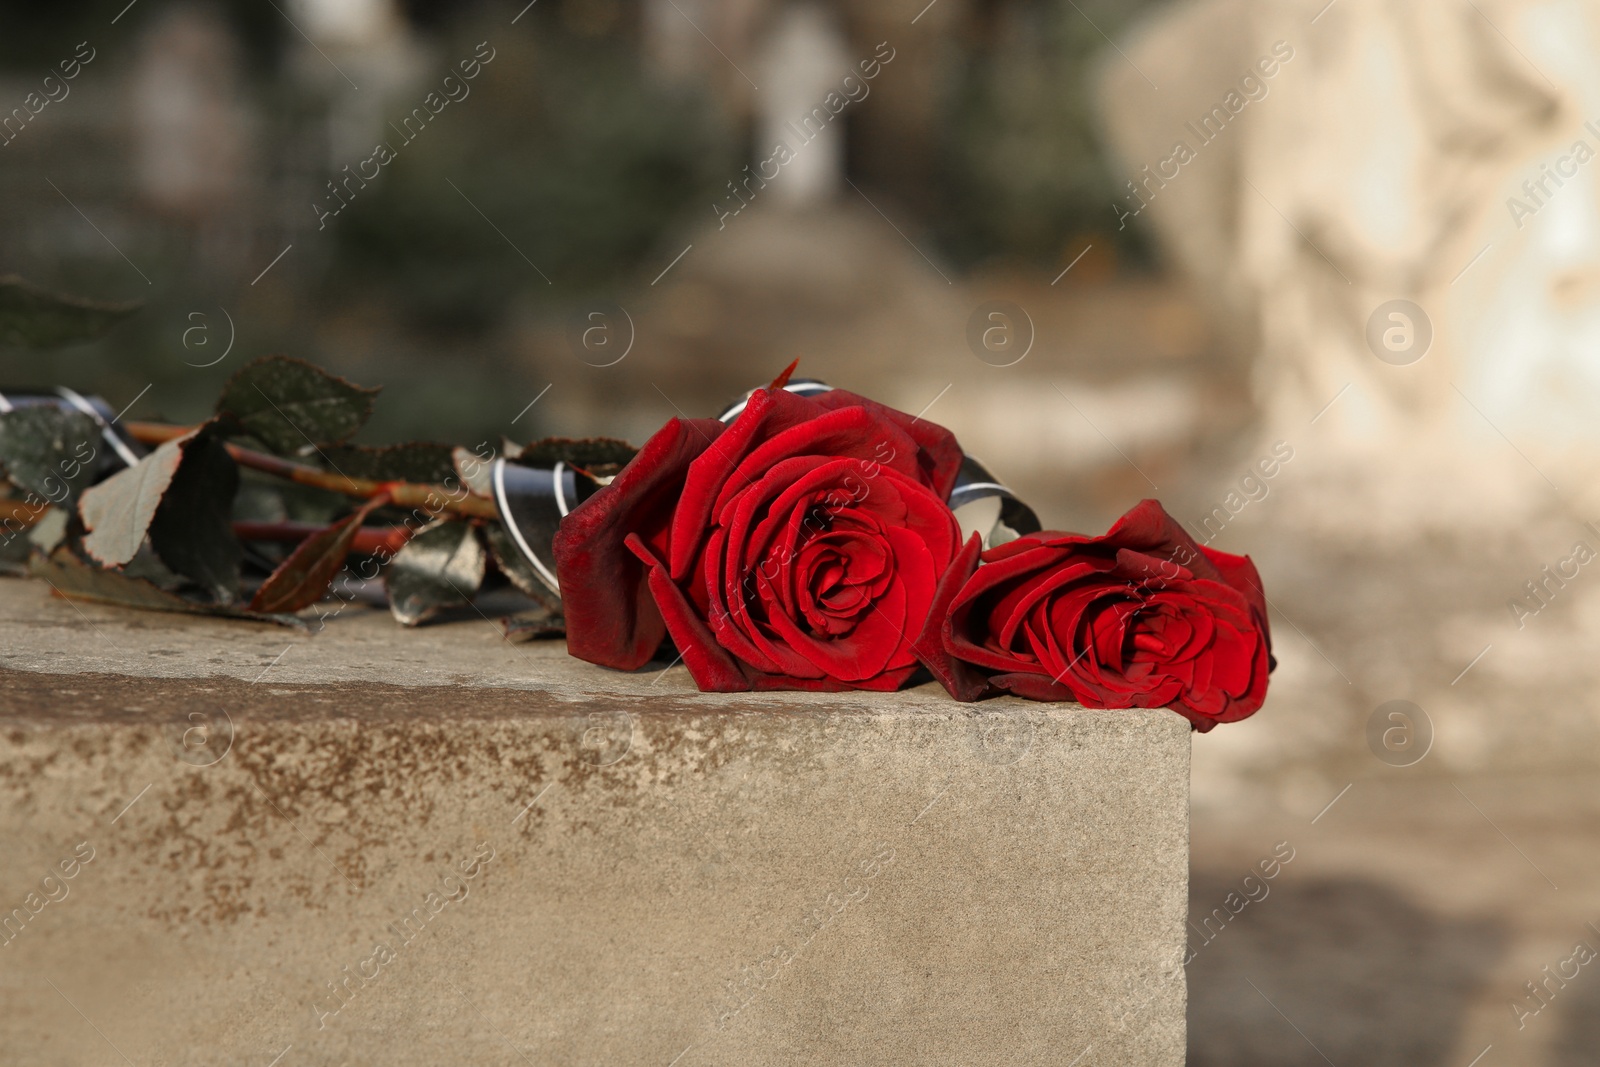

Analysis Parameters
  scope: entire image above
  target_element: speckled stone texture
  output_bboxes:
[0,579,1188,1066]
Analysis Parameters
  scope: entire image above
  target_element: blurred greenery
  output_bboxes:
[0,0,286,71]
[0,0,1166,444]
[329,18,736,331]
[0,4,737,444]
[935,0,1161,269]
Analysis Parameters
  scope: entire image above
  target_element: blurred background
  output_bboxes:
[4,0,1600,1062]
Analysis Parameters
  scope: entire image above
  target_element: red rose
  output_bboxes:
[553,386,965,692]
[915,499,1272,729]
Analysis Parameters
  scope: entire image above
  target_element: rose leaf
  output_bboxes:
[215,356,380,456]
[322,441,459,485]
[248,493,390,614]
[0,274,141,349]
[29,545,305,627]
[509,436,638,475]
[483,520,557,606]
[383,520,486,627]
[452,446,495,499]
[148,434,242,604]
[78,430,197,568]
[0,407,103,506]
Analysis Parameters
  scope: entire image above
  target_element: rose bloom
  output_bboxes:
[553,386,964,692]
[916,500,1272,729]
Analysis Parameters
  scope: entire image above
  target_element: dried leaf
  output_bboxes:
[0,275,141,349]
[384,520,486,626]
[29,546,304,627]
[215,356,379,456]
[78,430,195,568]
[248,493,390,614]
[149,434,241,603]
[0,406,103,506]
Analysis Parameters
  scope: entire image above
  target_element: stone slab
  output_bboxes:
[0,578,1189,1065]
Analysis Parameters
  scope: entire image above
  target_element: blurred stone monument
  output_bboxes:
[1098,0,1600,531]
[133,7,252,220]
[288,0,427,165]
[755,4,850,205]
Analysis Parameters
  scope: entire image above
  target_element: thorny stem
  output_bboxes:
[122,420,499,520]
[0,498,416,557]
[232,521,414,556]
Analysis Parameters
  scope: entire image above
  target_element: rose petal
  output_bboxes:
[555,416,725,671]
[625,533,751,692]
[914,532,993,702]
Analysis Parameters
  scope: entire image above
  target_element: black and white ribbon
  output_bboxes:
[492,378,1042,601]
[718,377,1040,546]
[715,377,836,421]
[490,457,589,596]
[947,454,1041,547]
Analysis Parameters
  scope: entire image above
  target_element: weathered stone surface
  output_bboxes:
[0,579,1188,1065]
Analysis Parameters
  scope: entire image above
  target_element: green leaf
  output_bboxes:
[29,546,304,627]
[215,356,380,456]
[233,469,348,526]
[248,493,389,614]
[78,430,195,568]
[149,434,241,604]
[0,275,141,349]
[321,441,458,485]
[510,436,637,475]
[384,520,485,626]
[0,407,104,506]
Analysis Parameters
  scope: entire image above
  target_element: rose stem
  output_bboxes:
[0,500,413,556]
[121,420,498,520]
[232,520,414,556]
[0,499,47,525]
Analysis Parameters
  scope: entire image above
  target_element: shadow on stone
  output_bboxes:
[1186,874,1507,1067]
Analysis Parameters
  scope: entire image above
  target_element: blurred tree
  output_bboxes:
[934,0,1160,270]
[0,0,286,73]
[328,13,735,332]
